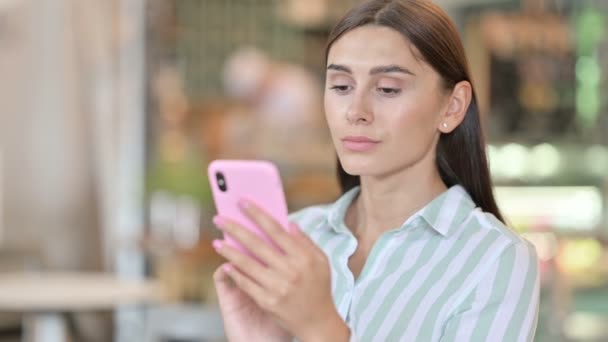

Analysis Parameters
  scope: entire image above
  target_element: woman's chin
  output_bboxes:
[339,159,378,177]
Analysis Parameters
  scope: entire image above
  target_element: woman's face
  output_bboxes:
[324,25,451,179]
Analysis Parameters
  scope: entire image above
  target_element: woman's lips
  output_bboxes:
[341,136,380,152]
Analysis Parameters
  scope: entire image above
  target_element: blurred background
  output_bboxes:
[0,0,607,341]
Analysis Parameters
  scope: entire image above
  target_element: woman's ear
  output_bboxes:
[438,80,472,133]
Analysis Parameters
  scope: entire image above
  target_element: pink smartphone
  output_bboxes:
[208,159,289,257]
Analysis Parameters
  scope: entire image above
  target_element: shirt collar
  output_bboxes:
[418,185,476,237]
[327,186,360,234]
[326,184,477,237]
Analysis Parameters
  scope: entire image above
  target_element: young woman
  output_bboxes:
[211,1,540,341]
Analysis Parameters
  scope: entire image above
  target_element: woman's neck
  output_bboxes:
[346,164,447,241]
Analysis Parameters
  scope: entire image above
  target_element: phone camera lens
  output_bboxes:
[216,172,227,192]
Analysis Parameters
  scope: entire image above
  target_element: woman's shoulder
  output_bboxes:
[470,210,528,241]
[467,209,539,265]
[453,210,539,303]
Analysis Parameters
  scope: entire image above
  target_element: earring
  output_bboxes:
[442,122,448,128]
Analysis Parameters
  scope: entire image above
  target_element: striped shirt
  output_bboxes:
[289,185,540,342]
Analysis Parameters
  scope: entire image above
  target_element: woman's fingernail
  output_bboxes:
[223,264,232,273]
[213,215,225,227]
[212,239,223,250]
[238,199,249,209]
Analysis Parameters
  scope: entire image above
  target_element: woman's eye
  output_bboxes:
[329,85,351,94]
[377,87,402,96]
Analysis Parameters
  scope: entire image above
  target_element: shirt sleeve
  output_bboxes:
[439,240,540,342]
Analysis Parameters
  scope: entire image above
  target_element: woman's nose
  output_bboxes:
[346,93,373,124]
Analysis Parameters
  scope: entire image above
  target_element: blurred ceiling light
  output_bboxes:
[494,186,602,232]
[500,144,528,179]
[529,143,560,178]
[585,145,608,176]
[487,144,504,178]
[563,312,608,341]
[558,238,602,273]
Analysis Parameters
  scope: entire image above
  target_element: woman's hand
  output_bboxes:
[212,262,292,342]
[212,199,350,342]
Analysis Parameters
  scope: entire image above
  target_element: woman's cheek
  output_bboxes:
[325,101,347,127]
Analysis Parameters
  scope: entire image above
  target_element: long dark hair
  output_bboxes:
[326,0,504,222]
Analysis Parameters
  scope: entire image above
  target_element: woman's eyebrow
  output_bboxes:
[326,64,352,73]
[370,65,415,76]
[327,63,415,76]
